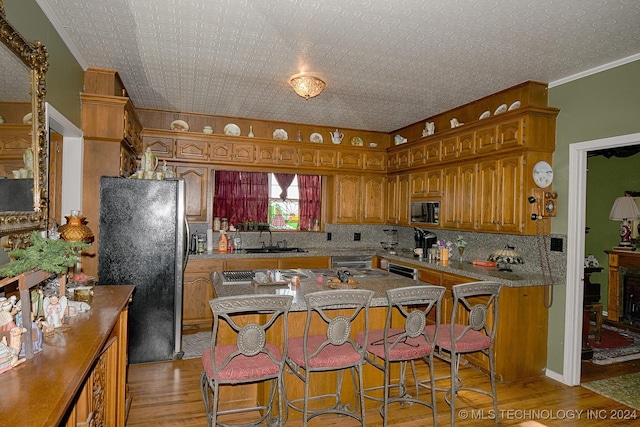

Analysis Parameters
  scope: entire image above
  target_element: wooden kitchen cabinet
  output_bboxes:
[337,151,362,170]
[476,155,524,233]
[386,173,410,225]
[298,147,337,168]
[255,143,298,166]
[363,151,386,171]
[210,140,255,163]
[441,163,475,229]
[174,164,209,222]
[410,168,441,199]
[176,138,209,161]
[183,258,223,329]
[143,133,174,158]
[333,174,386,224]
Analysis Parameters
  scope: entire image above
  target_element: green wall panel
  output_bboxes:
[4,0,83,127]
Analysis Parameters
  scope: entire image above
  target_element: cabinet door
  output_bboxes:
[337,151,362,170]
[441,166,458,228]
[476,125,498,154]
[497,155,524,233]
[362,175,386,223]
[210,141,233,161]
[225,258,278,270]
[396,148,410,169]
[425,169,442,198]
[363,152,386,171]
[458,163,475,229]
[317,148,337,168]
[424,140,442,164]
[441,137,458,161]
[255,144,299,166]
[277,146,299,166]
[333,175,361,223]
[386,174,399,224]
[397,174,410,225]
[176,138,208,161]
[410,171,427,197]
[143,134,174,158]
[475,160,500,231]
[498,118,525,149]
[458,131,476,159]
[175,165,208,222]
[183,273,216,328]
[210,142,255,164]
[232,143,255,163]
[299,148,317,167]
[387,151,399,170]
[409,144,426,167]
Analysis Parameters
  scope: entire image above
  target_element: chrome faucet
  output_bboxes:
[259,228,273,248]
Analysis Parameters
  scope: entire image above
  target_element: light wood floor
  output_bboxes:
[126,356,640,427]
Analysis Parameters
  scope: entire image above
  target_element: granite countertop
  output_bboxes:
[211,269,426,312]
[194,247,565,288]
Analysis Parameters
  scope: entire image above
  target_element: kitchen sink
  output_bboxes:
[243,247,308,254]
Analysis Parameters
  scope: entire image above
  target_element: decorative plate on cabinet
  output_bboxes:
[479,110,490,120]
[494,104,508,115]
[350,136,364,146]
[224,123,241,136]
[273,129,288,140]
[508,101,521,111]
[22,113,32,125]
[170,120,189,132]
[309,132,323,143]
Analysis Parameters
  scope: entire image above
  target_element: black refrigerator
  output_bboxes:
[97,177,189,364]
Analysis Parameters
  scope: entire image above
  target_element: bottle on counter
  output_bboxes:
[197,233,206,254]
[233,230,242,251]
[221,217,229,231]
[213,216,221,231]
[218,231,228,253]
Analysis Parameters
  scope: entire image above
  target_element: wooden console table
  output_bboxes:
[606,250,640,322]
[0,285,134,426]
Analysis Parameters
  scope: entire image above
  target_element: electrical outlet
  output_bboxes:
[327,232,332,241]
[550,237,563,252]
[354,232,361,241]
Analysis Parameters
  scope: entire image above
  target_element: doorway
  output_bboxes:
[565,132,640,386]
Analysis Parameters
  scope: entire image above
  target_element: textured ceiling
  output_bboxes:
[34,0,640,132]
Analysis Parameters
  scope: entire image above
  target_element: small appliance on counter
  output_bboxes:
[414,228,437,257]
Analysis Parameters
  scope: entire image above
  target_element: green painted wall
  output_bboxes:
[4,0,83,127]
[585,155,640,311]
[547,59,640,374]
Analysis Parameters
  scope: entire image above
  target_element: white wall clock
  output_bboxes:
[532,161,553,188]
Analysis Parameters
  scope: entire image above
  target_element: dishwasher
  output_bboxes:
[387,262,419,280]
[331,255,373,269]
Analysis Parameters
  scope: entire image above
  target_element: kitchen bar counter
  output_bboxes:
[211,268,421,311]
[194,247,565,288]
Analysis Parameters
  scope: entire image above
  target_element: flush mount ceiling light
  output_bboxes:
[289,73,325,100]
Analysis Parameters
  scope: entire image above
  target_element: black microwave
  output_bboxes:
[410,201,440,225]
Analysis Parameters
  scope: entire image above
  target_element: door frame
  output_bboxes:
[564,131,640,386]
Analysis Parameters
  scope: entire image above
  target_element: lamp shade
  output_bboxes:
[289,73,325,99]
[609,196,640,220]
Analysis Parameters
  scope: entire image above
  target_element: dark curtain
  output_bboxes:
[274,173,295,201]
[214,171,268,225]
[298,175,321,230]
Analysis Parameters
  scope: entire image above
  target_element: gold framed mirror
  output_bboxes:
[0,2,49,250]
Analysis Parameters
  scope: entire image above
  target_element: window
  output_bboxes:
[269,174,299,229]
[214,171,321,231]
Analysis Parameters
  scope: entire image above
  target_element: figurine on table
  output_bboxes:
[43,295,68,328]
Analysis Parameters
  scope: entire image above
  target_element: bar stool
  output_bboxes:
[285,289,374,426]
[200,294,293,427]
[584,303,603,343]
[356,285,445,427]
[430,281,502,427]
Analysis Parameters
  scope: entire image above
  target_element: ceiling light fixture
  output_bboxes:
[289,73,325,100]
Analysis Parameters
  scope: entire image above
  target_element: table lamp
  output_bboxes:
[608,196,640,248]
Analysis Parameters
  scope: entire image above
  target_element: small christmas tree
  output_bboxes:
[0,232,90,277]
